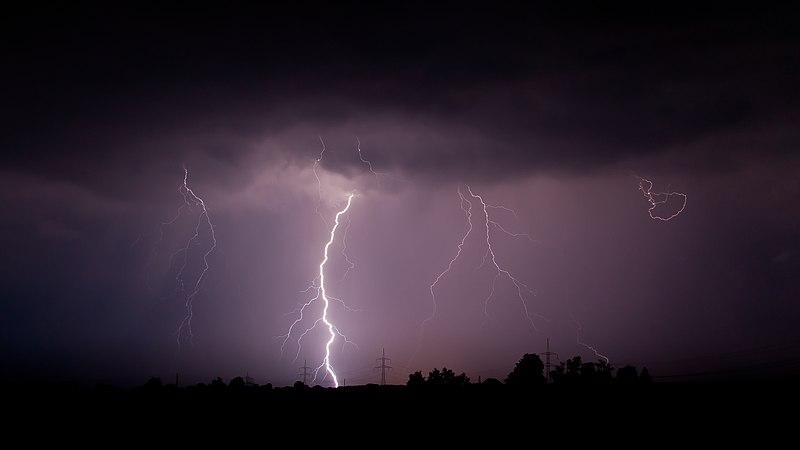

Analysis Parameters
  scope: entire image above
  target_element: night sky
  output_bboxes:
[2,2,800,386]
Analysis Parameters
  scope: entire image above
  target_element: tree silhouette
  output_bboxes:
[210,377,226,390]
[616,365,639,384]
[143,377,162,391]
[407,371,425,388]
[506,353,545,386]
[229,376,245,391]
[427,368,443,385]
[640,367,652,384]
[566,356,582,380]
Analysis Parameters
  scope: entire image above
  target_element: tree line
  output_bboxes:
[407,354,651,387]
[138,353,651,391]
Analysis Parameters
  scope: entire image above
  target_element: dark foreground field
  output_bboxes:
[4,380,798,441]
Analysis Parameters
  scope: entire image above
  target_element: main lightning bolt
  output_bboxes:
[636,175,687,221]
[313,194,354,387]
[280,194,356,387]
[173,167,217,347]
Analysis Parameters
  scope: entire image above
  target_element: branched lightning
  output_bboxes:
[636,175,687,221]
[173,167,217,347]
[313,194,355,387]
[467,186,544,330]
[412,185,542,364]
[423,188,474,328]
[280,140,372,387]
[279,192,357,387]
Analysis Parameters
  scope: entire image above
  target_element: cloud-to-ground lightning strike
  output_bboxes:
[636,176,687,221]
[412,185,542,364]
[423,188,474,328]
[173,167,217,347]
[312,194,355,386]
[467,186,544,330]
[281,139,377,386]
[280,194,355,387]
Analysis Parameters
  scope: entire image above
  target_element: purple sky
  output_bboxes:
[2,3,799,385]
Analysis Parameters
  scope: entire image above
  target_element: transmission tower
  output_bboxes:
[375,348,392,385]
[298,359,311,386]
[542,338,559,383]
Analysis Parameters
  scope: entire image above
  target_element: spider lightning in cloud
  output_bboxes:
[636,176,687,221]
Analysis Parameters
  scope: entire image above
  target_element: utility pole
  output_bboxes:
[375,348,392,385]
[542,338,559,383]
[298,359,311,386]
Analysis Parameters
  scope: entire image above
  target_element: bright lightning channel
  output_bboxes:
[636,176,687,221]
[312,194,355,387]
[280,193,356,388]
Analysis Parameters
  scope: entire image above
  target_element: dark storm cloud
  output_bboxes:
[3,3,800,385]
[3,2,799,194]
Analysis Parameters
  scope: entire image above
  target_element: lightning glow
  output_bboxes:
[636,175,687,221]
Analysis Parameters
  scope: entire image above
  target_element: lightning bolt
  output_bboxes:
[280,194,356,387]
[636,175,687,221]
[573,317,610,364]
[412,184,542,365]
[281,139,375,386]
[423,187,474,328]
[313,136,330,227]
[467,186,544,330]
[173,167,217,347]
[340,214,356,282]
[355,136,381,182]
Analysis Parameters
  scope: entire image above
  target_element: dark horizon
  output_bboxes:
[2,2,800,388]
